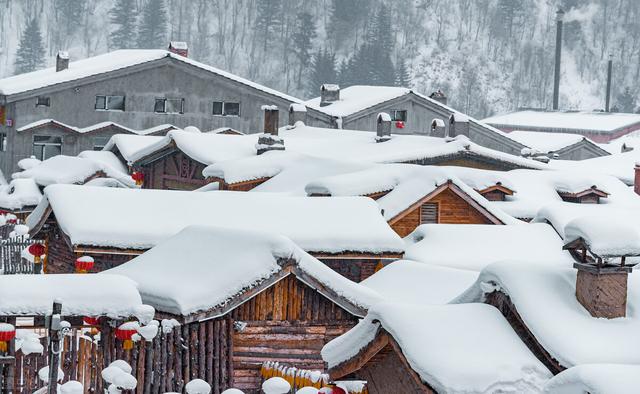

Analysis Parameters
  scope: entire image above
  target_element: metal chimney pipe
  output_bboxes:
[606,54,613,112]
[553,8,565,110]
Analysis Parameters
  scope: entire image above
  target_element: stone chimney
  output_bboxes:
[288,103,307,126]
[429,89,447,106]
[56,51,69,72]
[448,113,469,138]
[375,112,392,143]
[320,84,340,107]
[168,41,189,57]
[430,118,446,138]
[257,106,285,155]
[634,164,640,196]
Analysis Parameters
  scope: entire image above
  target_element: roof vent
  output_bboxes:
[168,41,188,57]
[56,51,69,72]
[320,84,340,107]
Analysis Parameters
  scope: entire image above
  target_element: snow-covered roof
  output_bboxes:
[550,149,640,185]
[0,178,42,210]
[108,226,381,317]
[16,119,175,136]
[361,260,477,305]
[321,303,551,393]
[543,364,640,394]
[305,86,411,117]
[29,185,404,254]
[456,262,640,367]
[0,50,301,103]
[0,274,142,318]
[483,110,640,133]
[507,130,586,153]
[12,155,133,187]
[404,223,574,272]
[78,150,129,175]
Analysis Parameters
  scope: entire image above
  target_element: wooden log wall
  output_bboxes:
[143,151,208,191]
[318,258,380,282]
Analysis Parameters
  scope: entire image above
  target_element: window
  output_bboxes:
[92,136,110,151]
[212,101,240,116]
[155,98,184,114]
[33,135,62,160]
[420,202,439,224]
[95,95,125,111]
[0,133,6,152]
[390,110,407,122]
[36,96,50,107]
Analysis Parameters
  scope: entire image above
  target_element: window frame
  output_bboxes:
[36,96,50,107]
[92,136,110,151]
[390,109,408,122]
[212,100,241,117]
[32,135,63,161]
[155,97,185,114]
[95,95,126,111]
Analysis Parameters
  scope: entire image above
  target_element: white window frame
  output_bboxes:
[390,109,408,122]
[32,135,63,160]
[155,98,185,114]
[95,95,126,111]
[212,101,240,117]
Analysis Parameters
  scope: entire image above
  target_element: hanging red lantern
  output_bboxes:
[0,323,16,352]
[131,171,144,186]
[28,243,46,257]
[83,317,99,326]
[75,256,95,273]
[115,323,138,350]
[395,120,405,129]
[0,210,8,216]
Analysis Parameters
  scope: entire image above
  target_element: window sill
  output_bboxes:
[213,114,240,117]
[95,109,125,112]
[154,112,184,115]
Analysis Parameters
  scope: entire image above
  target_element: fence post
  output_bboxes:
[47,301,63,394]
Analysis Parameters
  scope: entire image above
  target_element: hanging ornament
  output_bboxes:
[75,256,95,273]
[0,323,16,352]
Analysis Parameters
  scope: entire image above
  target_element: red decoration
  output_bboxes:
[131,171,144,186]
[6,218,16,224]
[0,324,15,352]
[0,210,8,216]
[83,317,99,326]
[395,120,405,129]
[115,324,137,350]
[75,256,95,273]
[28,243,46,257]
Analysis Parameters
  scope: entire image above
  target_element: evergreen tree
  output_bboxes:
[291,11,316,88]
[136,0,168,49]
[109,0,138,49]
[57,0,86,39]
[616,87,636,113]
[14,18,46,75]
[255,0,283,52]
[395,58,411,87]
[327,0,369,50]
[307,49,337,98]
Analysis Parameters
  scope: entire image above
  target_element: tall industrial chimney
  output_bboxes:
[552,8,565,110]
[605,54,613,112]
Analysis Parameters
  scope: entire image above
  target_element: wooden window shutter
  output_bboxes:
[420,202,439,224]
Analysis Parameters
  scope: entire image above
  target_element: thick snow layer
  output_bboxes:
[551,149,640,186]
[103,134,166,164]
[0,274,141,317]
[0,50,301,104]
[456,262,640,367]
[31,185,403,254]
[108,225,381,317]
[543,364,640,394]
[0,178,42,210]
[564,215,640,257]
[361,260,478,304]
[404,223,575,271]
[483,110,640,133]
[78,150,129,175]
[304,86,410,117]
[322,303,551,393]
[17,157,41,170]
[15,119,174,136]
[508,131,585,152]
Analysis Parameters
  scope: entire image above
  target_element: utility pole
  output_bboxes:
[47,300,63,394]
[606,54,613,112]
[553,8,565,110]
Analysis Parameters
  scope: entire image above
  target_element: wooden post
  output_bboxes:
[47,301,63,394]
[143,341,153,394]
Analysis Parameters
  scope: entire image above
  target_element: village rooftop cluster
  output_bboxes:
[0,43,640,393]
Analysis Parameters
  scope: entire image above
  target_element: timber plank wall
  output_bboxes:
[142,151,208,191]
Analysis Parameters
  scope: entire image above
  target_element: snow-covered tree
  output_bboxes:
[616,87,637,114]
[307,49,337,98]
[109,0,138,49]
[291,11,316,89]
[136,0,167,49]
[395,58,411,87]
[255,0,282,52]
[14,18,46,74]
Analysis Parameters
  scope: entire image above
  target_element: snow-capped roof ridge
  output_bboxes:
[16,119,176,136]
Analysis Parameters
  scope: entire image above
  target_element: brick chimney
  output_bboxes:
[288,103,307,126]
[635,164,640,196]
[430,118,446,138]
[376,112,391,143]
[448,113,470,138]
[257,106,285,155]
[168,41,188,57]
[320,84,340,107]
[429,89,447,106]
[56,51,69,72]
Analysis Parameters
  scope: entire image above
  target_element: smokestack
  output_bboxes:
[634,164,640,196]
[56,51,69,72]
[168,41,188,57]
[375,112,392,143]
[552,8,565,110]
[288,103,307,126]
[257,105,285,155]
[320,84,340,107]
[605,54,613,112]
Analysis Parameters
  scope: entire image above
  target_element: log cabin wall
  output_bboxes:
[222,177,271,191]
[318,258,380,282]
[142,151,208,190]
[391,188,493,237]
[229,274,359,393]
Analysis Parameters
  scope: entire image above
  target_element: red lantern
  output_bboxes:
[28,243,46,257]
[75,256,95,273]
[115,323,138,350]
[0,323,16,352]
[83,317,99,326]
[395,120,405,129]
[0,210,8,216]
[131,171,144,186]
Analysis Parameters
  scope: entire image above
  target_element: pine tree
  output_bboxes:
[109,0,138,49]
[327,0,369,50]
[395,58,411,87]
[57,0,86,39]
[14,18,46,75]
[136,0,168,49]
[291,12,316,89]
[307,49,337,98]
[255,0,283,52]
[617,87,637,113]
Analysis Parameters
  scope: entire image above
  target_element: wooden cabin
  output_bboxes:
[474,182,515,201]
[557,186,609,204]
[133,141,210,190]
[108,226,378,393]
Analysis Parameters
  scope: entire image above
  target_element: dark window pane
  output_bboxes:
[166,98,183,113]
[95,96,106,110]
[154,99,165,113]
[212,101,223,115]
[36,96,50,107]
[392,110,407,122]
[34,135,62,144]
[107,96,125,111]
[43,144,61,160]
[224,102,240,116]
[93,136,110,150]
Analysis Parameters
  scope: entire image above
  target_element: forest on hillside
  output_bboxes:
[0,0,639,118]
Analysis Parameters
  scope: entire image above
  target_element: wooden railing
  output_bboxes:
[0,224,41,275]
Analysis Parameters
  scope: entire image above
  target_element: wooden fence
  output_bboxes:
[0,223,40,275]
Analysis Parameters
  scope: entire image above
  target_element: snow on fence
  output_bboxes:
[0,223,41,275]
